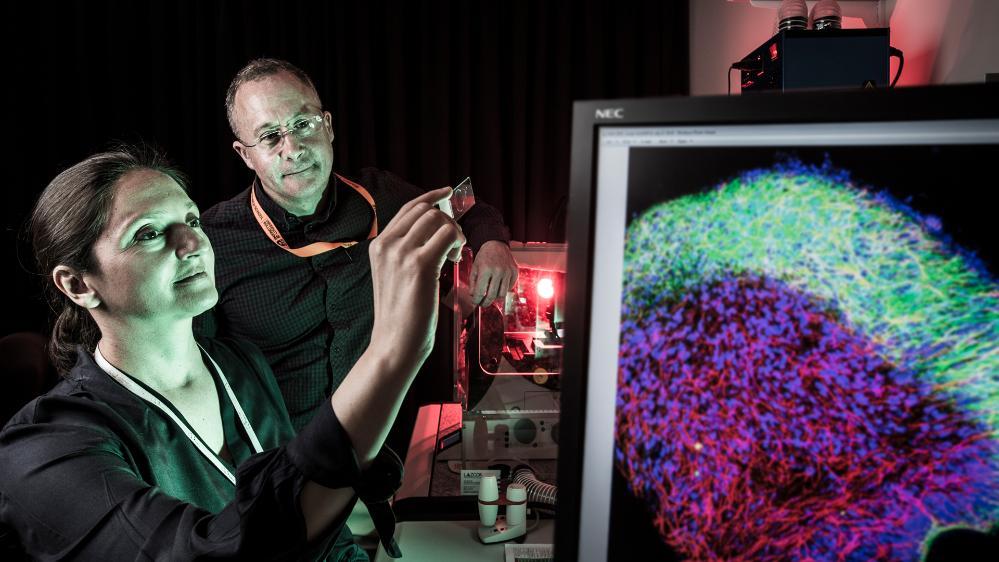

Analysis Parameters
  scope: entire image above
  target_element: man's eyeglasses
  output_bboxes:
[240,114,326,152]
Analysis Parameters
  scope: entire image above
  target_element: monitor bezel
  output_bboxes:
[555,83,999,561]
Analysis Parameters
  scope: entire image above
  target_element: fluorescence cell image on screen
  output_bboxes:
[610,146,998,561]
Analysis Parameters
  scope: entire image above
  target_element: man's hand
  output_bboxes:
[469,241,519,306]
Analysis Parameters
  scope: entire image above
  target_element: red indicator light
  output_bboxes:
[537,278,555,299]
[769,43,779,60]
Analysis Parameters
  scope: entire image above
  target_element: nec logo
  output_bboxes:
[595,107,624,119]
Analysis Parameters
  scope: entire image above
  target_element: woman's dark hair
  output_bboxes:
[29,145,188,375]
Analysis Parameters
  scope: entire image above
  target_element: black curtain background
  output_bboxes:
[6,0,688,338]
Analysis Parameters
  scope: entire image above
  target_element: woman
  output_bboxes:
[0,146,464,560]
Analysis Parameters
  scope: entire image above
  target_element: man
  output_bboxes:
[195,58,517,441]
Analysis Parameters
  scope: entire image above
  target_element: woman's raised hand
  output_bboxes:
[368,187,465,369]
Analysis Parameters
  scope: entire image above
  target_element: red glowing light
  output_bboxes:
[769,43,779,60]
[537,278,555,299]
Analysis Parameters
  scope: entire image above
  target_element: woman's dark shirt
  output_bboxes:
[0,338,367,560]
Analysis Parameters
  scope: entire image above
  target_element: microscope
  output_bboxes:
[393,241,566,531]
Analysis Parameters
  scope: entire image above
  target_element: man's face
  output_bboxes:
[230,71,334,213]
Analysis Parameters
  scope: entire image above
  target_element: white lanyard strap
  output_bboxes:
[198,344,264,453]
[94,344,263,486]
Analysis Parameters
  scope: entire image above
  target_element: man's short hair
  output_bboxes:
[225,58,321,137]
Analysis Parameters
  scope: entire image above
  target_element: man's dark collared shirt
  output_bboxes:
[195,168,509,430]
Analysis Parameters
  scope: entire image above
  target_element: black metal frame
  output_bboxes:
[555,83,999,561]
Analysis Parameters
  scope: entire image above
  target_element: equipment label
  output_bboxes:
[460,469,502,495]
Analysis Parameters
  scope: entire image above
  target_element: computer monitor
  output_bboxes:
[556,84,999,561]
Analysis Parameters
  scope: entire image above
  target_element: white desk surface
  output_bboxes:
[374,518,555,562]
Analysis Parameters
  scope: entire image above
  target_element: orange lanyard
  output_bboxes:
[250,174,378,257]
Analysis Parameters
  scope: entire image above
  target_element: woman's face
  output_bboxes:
[85,168,217,322]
